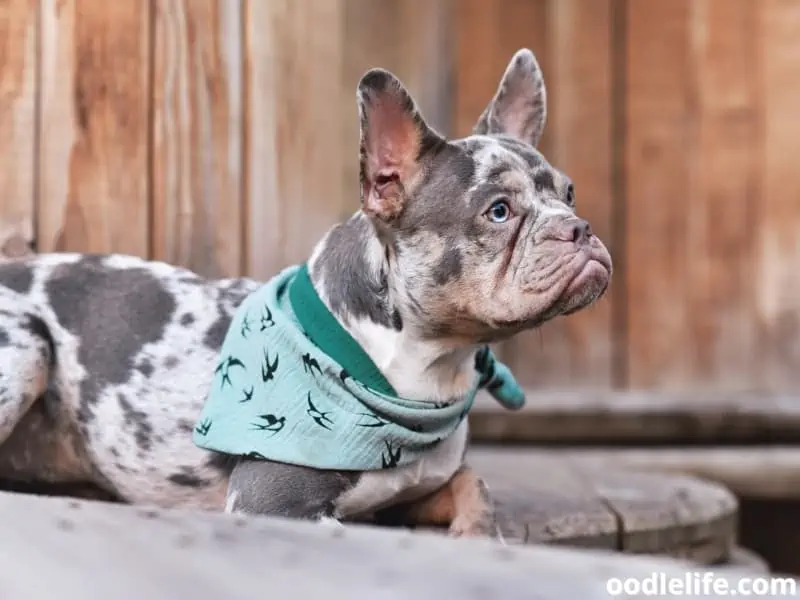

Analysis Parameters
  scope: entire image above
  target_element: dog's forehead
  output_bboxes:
[449,135,566,204]
[457,135,544,173]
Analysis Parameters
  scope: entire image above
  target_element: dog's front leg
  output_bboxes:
[0,292,52,444]
[393,465,500,539]
[224,457,358,521]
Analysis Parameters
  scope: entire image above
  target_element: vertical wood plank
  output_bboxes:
[624,1,692,388]
[151,0,244,278]
[453,0,548,142]
[342,0,452,217]
[625,0,763,389]
[454,0,615,388]
[38,0,151,255]
[757,0,800,387]
[0,0,38,258]
[244,0,345,280]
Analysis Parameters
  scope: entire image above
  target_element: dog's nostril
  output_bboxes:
[570,219,592,243]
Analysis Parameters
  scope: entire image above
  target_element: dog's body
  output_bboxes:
[0,49,611,536]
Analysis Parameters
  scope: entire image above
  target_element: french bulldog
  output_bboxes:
[0,48,611,538]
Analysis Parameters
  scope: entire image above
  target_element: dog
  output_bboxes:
[0,48,611,538]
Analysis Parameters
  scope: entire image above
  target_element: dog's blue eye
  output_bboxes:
[486,200,511,223]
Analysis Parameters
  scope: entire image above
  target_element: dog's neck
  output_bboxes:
[307,213,479,403]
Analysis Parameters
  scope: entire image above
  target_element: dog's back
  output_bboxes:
[0,253,257,508]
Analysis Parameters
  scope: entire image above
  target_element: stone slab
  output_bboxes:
[0,490,785,600]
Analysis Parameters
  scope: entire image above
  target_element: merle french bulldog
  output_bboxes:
[0,48,611,538]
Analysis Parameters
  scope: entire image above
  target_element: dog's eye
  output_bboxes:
[485,200,512,223]
[566,184,575,207]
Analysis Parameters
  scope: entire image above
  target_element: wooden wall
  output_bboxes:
[0,0,798,392]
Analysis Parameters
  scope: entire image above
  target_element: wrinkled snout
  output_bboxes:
[538,214,612,314]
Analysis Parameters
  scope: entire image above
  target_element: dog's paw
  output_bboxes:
[448,510,501,541]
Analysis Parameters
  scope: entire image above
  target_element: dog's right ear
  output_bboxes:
[473,48,547,148]
[357,69,444,222]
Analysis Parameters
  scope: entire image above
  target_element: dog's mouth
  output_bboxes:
[557,245,612,314]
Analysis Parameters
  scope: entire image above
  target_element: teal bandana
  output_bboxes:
[192,264,525,471]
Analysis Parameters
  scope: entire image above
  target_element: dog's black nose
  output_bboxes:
[550,218,592,244]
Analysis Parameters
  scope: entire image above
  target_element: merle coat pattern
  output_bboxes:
[0,49,611,537]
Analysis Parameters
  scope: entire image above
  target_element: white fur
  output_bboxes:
[333,419,469,519]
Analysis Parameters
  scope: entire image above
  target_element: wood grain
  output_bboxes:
[625,1,694,388]
[151,0,245,278]
[453,0,548,143]
[37,0,151,255]
[757,0,800,387]
[244,0,345,280]
[626,0,800,390]
[0,0,38,257]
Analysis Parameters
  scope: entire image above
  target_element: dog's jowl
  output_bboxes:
[0,49,611,538]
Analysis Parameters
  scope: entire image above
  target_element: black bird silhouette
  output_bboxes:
[244,451,268,460]
[301,353,323,377]
[194,418,213,436]
[239,385,254,403]
[240,313,253,338]
[306,392,334,430]
[356,411,389,428]
[250,413,286,436]
[214,355,246,388]
[381,440,402,469]
[261,348,279,382]
[339,368,350,383]
[260,305,275,331]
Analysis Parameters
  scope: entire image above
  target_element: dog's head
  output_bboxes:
[355,48,612,343]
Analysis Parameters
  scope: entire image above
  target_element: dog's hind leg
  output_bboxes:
[0,291,53,444]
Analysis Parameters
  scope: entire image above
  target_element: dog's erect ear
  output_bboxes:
[473,49,547,148]
[357,69,444,222]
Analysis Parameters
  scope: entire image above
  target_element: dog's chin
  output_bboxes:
[485,260,611,337]
[556,260,611,316]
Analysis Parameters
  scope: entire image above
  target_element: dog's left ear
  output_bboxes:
[357,69,444,222]
[473,48,547,148]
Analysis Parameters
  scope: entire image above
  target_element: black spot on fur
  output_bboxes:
[179,312,196,326]
[117,393,153,452]
[533,170,555,192]
[0,261,34,294]
[0,329,8,347]
[177,419,194,434]
[21,314,55,368]
[206,452,235,474]
[137,359,154,377]
[433,247,463,285]
[168,470,211,488]
[44,256,176,425]
[163,355,179,369]
[203,305,231,350]
[391,308,403,331]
